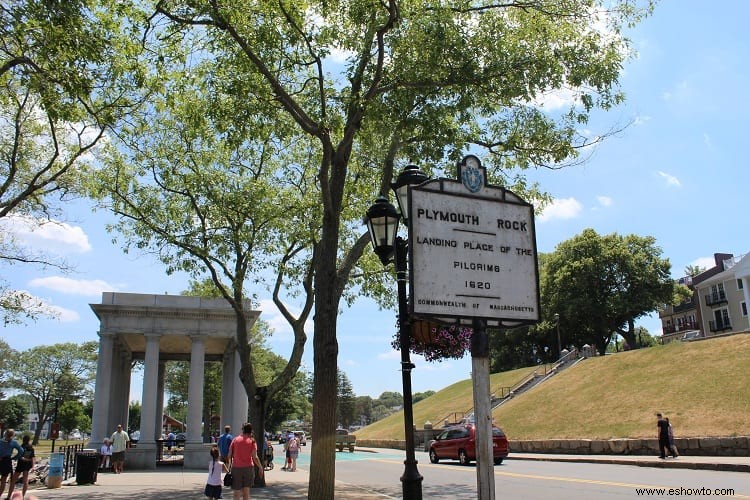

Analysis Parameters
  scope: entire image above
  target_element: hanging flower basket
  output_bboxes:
[392,319,473,362]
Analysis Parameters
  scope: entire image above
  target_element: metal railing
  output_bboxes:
[57,443,84,480]
[705,292,728,306]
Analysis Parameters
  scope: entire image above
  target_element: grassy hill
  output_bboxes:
[357,365,538,440]
[357,333,750,441]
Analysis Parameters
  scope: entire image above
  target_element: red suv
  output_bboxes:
[429,424,509,465]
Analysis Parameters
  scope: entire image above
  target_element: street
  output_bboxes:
[330,449,750,499]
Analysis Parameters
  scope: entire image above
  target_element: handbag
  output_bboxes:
[223,471,233,487]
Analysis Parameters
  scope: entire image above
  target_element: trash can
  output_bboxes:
[47,452,64,488]
[76,449,99,485]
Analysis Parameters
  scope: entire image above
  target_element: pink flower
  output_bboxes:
[393,322,473,362]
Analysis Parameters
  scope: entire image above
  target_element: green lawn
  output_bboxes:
[359,333,750,440]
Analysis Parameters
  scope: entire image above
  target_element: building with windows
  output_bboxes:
[659,252,750,342]
[694,253,750,336]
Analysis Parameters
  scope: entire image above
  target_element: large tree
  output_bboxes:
[0,0,144,324]
[97,1,654,495]
[5,341,97,444]
[541,229,674,354]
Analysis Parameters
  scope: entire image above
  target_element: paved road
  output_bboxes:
[24,446,750,499]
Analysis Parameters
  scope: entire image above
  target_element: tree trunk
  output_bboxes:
[307,216,342,498]
[248,390,267,487]
[308,288,339,499]
[620,319,637,350]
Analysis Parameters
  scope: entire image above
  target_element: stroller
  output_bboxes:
[264,441,274,470]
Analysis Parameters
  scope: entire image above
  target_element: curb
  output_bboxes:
[508,455,750,473]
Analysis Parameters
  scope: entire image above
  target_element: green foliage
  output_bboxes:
[0,395,27,429]
[5,341,97,444]
[0,0,147,324]
[541,229,674,354]
[684,264,706,277]
[336,370,356,428]
[58,400,90,434]
[128,401,141,431]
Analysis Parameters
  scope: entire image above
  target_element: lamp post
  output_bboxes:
[365,164,428,500]
[554,313,561,360]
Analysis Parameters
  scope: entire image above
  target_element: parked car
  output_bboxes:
[429,424,509,465]
[680,330,702,341]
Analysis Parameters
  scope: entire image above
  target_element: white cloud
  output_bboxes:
[691,256,718,270]
[343,359,357,366]
[0,215,91,253]
[633,115,651,126]
[528,87,578,110]
[662,80,690,102]
[657,171,681,187]
[703,133,713,149]
[537,197,584,222]
[596,195,613,207]
[28,276,117,297]
[49,304,80,322]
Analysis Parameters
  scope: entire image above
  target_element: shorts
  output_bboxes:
[112,451,125,463]
[230,466,255,490]
[0,457,12,475]
[15,459,32,473]
[204,483,223,498]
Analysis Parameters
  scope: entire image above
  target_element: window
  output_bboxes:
[739,279,744,290]
[743,302,748,317]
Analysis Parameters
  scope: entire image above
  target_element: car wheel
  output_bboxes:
[429,449,439,464]
[458,449,471,466]
[493,457,504,465]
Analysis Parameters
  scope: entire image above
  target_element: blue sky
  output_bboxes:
[3,2,749,400]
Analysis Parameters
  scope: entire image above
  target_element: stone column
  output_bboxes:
[91,332,115,446]
[156,361,166,439]
[187,335,206,444]
[183,335,207,468]
[221,347,235,430]
[118,348,132,429]
[141,334,161,442]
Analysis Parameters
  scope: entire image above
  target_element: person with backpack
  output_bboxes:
[285,433,299,472]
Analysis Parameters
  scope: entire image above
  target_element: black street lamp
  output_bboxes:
[554,313,561,360]
[365,165,428,500]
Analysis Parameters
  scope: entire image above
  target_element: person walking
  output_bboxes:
[227,422,263,500]
[6,434,34,499]
[286,433,299,472]
[110,424,130,473]
[666,417,679,458]
[204,446,228,500]
[0,430,23,499]
[217,425,233,463]
[656,413,671,459]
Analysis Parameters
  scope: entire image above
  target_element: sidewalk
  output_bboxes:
[26,450,750,499]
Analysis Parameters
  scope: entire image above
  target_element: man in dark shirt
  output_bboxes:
[656,413,671,459]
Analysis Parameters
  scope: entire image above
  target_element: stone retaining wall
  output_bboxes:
[357,436,750,456]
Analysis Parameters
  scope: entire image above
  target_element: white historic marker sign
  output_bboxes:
[408,155,540,324]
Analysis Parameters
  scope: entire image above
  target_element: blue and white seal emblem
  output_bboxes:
[461,156,484,193]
